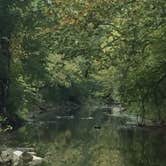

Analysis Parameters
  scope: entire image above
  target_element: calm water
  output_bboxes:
[1,111,166,166]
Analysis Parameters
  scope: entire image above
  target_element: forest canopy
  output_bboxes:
[0,0,166,128]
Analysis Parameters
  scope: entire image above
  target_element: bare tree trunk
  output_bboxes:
[0,37,10,121]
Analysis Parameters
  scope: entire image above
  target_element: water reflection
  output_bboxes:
[1,112,166,166]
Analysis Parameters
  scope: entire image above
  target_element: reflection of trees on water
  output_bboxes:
[117,127,166,166]
[1,113,166,166]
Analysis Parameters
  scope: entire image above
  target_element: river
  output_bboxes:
[1,109,166,166]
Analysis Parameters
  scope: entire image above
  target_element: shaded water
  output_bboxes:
[1,111,166,166]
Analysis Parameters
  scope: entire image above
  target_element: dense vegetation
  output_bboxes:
[0,0,166,128]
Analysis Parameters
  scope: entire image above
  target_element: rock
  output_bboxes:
[22,151,33,163]
[0,149,13,165]
[0,148,44,166]
[29,156,44,166]
[13,151,23,166]
[13,151,23,157]
[27,152,37,156]
[16,148,35,152]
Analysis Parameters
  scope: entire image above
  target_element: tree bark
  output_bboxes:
[0,37,11,123]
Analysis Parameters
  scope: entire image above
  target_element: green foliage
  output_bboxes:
[104,0,166,120]
[0,0,165,124]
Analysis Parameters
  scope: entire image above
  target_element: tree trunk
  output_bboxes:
[0,37,12,126]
